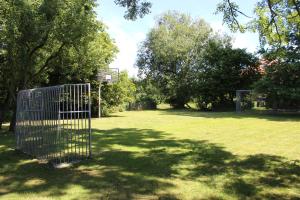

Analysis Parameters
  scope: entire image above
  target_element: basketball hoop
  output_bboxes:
[97,68,120,118]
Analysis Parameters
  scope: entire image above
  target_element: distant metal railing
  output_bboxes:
[15,84,91,164]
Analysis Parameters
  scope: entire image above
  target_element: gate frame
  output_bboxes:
[15,83,92,164]
[236,90,252,112]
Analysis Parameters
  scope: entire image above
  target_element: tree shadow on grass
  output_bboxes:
[158,108,300,122]
[0,128,299,199]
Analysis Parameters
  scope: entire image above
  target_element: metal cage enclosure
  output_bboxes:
[15,84,91,164]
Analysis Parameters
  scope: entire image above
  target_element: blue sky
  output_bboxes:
[96,0,259,77]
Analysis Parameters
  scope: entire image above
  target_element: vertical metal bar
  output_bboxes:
[62,86,66,163]
[54,87,59,164]
[41,91,45,160]
[24,94,28,152]
[51,89,55,164]
[27,92,31,154]
[80,84,83,158]
[51,88,55,162]
[46,89,51,161]
[49,89,53,162]
[43,90,48,160]
[58,87,62,163]
[76,85,80,159]
[36,92,39,157]
[34,92,38,158]
[32,92,36,157]
[28,92,32,155]
[27,95,30,153]
[56,88,60,164]
[39,91,43,159]
[35,92,39,158]
[32,92,36,156]
[98,83,101,118]
[66,85,69,163]
[84,84,87,158]
[69,85,72,161]
[23,93,27,154]
[88,83,92,157]
[45,89,49,161]
[36,92,39,158]
[73,84,76,160]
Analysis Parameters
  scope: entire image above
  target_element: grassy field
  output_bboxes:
[0,109,300,200]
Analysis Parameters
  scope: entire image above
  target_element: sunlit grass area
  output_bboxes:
[0,109,300,199]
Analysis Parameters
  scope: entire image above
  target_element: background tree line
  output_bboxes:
[136,11,261,110]
[0,0,299,130]
[136,0,300,111]
[0,0,139,130]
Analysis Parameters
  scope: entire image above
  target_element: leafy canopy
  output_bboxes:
[137,11,212,108]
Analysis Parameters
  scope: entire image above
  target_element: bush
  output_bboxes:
[128,97,157,110]
[254,63,300,110]
[193,40,260,111]
[131,79,162,111]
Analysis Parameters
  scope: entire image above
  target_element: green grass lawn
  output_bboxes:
[0,109,300,200]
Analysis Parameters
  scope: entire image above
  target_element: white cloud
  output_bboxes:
[104,18,146,78]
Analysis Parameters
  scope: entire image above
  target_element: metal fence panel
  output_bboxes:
[15,84,91,164]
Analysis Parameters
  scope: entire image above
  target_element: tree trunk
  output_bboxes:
[0,110,3,130]
[0,93,10,130]
[9,104,16,132]
[8,87,19,132]
[9,76,27,132]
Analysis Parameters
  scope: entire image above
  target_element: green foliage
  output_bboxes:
[0,0,118,129]
[137,11,260,110]
[253,0,300,47]
[1,0,100,89]
[137,11,212,108]
[114,0,152,20]
[194,39,260,111]
[46,31,118,85]
[215,0,247,32]
[216,0,300,110]
[130,79,162,110]
[254,63,300,109]
[216,0,300,47]
[100,71,136,116]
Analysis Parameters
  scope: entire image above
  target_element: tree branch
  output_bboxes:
[266,0,281,43]
[31,42,65,79]
[226,0,252,18]
[28,30,50,58]
[292,0,300,16]
[226,0,242,30]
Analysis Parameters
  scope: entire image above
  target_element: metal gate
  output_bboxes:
[15,84,91,164]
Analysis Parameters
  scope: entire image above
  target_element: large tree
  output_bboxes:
[0,0,117,130]
[0,0,152,130]
[216,0,300,109]
[193,37,259,110]
[137,11,212,108]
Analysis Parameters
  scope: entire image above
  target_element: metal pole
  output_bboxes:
[98,82,101,118]
[236,90,241,112]
[88,83,92,157]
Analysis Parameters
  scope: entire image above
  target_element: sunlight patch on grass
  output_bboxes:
[24,179,46,187]
[0,110,299,199]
